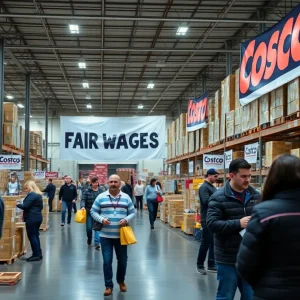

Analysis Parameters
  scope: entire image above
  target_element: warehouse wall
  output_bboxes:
[19,116,172,179]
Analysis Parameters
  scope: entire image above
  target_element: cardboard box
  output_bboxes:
[234,107,243,135]
[208,98,215,122]
[249,99,259,129]
[0,236,15,259]
[221,74,235,115]
[3,123,18,146]
[3,102,18,124]
[226,110,235,137]
[180,113,187,137]
[220,114,226,140]
[188,132,195,153]
[215,90,221,120]
[214,118,220,143]
[291,148,300,157]
[242,104,251,132]
[209,122,214,145]
[195,130,200,151]
[259,94,270,125]
[287,78,300,115]
[270,85,287,121]
[200,127,209,149]
[235,69,240,109]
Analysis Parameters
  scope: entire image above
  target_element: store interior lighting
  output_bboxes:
[87,104,92,109]
[147,82,155,89]
[78,61,86,69]
[138,104,144,109]
[24,114,32,118]
[17,103,24,108]
[85,93,91,100]
[176,26,188,36]
[82,81,89,88]
[69,24,79,34]
[6,94,14,100]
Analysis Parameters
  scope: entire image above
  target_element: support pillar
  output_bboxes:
[45,99,49,162]
[24,74,31,171]
[0,39,4,154]
[226,41,232,76]
[258,10,266,34]
[202,75,206,94]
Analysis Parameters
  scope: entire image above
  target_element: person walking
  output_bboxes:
[237,154,300,300]
[59,175,77,227]
[144,178,162,229]
[6,175,21,195]
[91,174,135,296]
[16,181,43,261]
[43,178,56,212]
[134,180,144,211]
[80,176,103,250]
[121,179,133,200]
[196,169,219,275]
[207,158,260,300]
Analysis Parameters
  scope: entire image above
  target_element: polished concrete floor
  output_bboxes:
[0,211,240,300]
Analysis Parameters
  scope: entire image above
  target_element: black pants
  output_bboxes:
[197,224,215,268]
[73,202,77,213]
[136,196,143,211]
[147,201,158,226]
[48,197,54,212]
[26,217,43,257]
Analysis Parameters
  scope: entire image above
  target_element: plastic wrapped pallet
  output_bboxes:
[3,102,18,124]
[3,123,18,147]
[183,135,189,154]
[209,122,214,145]
[234,107,242,135]
[208,98,215,122]
[195,130,200,151]
[215,90,221,120]
[291,148,300,157]
[221,74,235,115]
[226,110,235,137]
[176,118,180,141]
[167,144,172,159]
[287,78,300,115]
[242,104,251,132]
[200,127,209,149]
[259,94,270,125]
[180,113,187,137]
[235,69,240,109]
[214,118,220,143]
[171,141,176,158]
[183,213,195,235]
[171,121,176,140]
[188,132,195,153]
[220,114,226,140]
[270,85,287,122]
[15,222,27,257]
[249,99,259,129]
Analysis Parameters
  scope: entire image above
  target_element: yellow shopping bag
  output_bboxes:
[75,209,86,223]
[120,226,137,245]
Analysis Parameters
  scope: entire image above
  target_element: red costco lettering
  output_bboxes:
[240,12,300,96]
[187,97,207,125]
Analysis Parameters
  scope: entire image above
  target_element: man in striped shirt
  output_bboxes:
[91,174,136,297]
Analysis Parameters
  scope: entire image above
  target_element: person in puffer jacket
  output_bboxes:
[237,154,300,300]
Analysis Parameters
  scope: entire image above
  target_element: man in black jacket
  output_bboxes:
[196,168,219,275]
[59,176,77,227]
[80,176,103,250]
[121,179,133,200]
[207,158,260,300]
[43,179,56,212]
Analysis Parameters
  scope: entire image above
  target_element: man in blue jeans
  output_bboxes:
[80,176,103,250]
[207,159,260,300]
[59,175,77,226]
[91,174,135,297]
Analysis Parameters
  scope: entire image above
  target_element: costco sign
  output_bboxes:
[240,4,300,105]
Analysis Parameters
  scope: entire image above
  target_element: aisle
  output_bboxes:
[0,212,239,300]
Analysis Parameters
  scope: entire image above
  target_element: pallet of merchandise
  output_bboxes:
[40,201,49,231]
[285,111,300,122]
[169,215,183,228]
[160,202,169,223]
[183,213,195,235]
[0,272,22,286]
[15,222,27,258]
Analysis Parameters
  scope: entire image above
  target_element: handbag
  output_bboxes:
[120,226,137,245]
[93,220,103,231]
[75,210,86,223]
[155,185,163,203]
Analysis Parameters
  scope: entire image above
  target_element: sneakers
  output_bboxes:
[208,266,217,273]
[61,223,65,227]
[95,244,101,250]
[87,239,92,246]
[196,266,207,275]
[104,288,113,296]
[119,282,127,292]
[26,256,41,262]
[151,225,154,230]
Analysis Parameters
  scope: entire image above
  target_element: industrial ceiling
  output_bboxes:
[0,0,298,117]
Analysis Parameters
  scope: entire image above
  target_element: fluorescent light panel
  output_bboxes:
[85,93,91,100]
[82,81,89,88]
[87,104,92,109]
[6,95,14,100]
[78,61,86,69]
[176,26,188,36]
[17,103,24,108]
[138,104,144,109]
[69,24,79,34]
[147,83,155,89]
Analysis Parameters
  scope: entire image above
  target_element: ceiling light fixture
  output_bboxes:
[147,82,155,89]
[78,61,86,69]
[82,81,89,88]
[69,24,79,34]
[176,26,188,36]
[138,104,144,109]
[6,94,14,100]
[85,93,91,100]
[87,104,92,109]
[17,103,24,108]
[156,60,166,68]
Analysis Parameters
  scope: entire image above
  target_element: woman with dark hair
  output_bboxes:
[144,178,162,229]
[237,154,300,300]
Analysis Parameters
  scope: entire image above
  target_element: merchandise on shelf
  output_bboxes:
[188,132,195,153]
[220,114,225,140]
[183,213,195,235]
[259,94,270,125]
[214,90,221,120]
[291,148,300,157]
[179,113,187,138]
[270,85,287,122]
[226,110,235,137]
[221,74,235,115]
[208,98,215,122]
[3,102,18,124]
[195,130,200,152]
[242,104,251,132]
[234,107,243,135]
[3,123,18,147]
[249,99,259,129]
[287,77,300,115]
[209,122,214,145]
[235,69,240,110]
[176,118,180,141]
[214,118,220,143]
[183,135,189,155]
[200,127,209,149]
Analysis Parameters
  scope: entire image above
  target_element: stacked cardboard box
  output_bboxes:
[234,107,243,135]
[53,180,64,211]
[235,69,240,109]
[270,85,287,122]
[180,113,187,137]
[215,90,221,120]
[221,74,235,115]
[176,118,180,141]
[209,122,214,145]
[40,198,49,230]
[226,111,235,137]
[183,213,195,235]
[265,141,295,167]
[291,148,300,157]
[0,171,8,195]
[195,130,200,151]
[183,135,189,154]
[287,78,300,115]
[220,115,226,140]
[242,104,251,132]
[160,202,168,223]
[200,127,209,149]
[168,199,184,228]
[249,99,259,129]
[208,99,215,122]
[15,222,27,257]
[3,123,18,147]
[188,132,195,153]
[214,119,220,143]
[4,102,18,124]
[0,208,16,260]
[259,94,270,125]
[30,131,43,156]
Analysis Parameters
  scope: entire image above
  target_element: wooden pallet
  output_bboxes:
[17,251,27,258]
[39,225,49,232]
[0,272,22,286]
[270,117,285,126]
[285,111,300,122]
[249,126,260,134]
[0,255,18,265]
[226,135,234,142]
[169,224,181,229]
[234,134,241,139]
[182,231,193,236]
[260,122,271,130]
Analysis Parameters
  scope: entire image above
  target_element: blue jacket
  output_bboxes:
[144,184,163,202]
[17,192,43,222]
[43,183,56,200]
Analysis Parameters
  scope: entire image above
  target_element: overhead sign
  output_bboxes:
[45,172,58,179]
[244,142,259,164]
[0,155,22,170]
[203,154,224,170]
[60,116,165,161]
[239,4,300,105]
[224,150,233,169]
[34,171,45,180]
[188,160,194,174]
[186,93,208,132]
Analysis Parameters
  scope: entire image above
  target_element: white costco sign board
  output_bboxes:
[34,171,46,180]
[0,155,22,170]
[203,154,224,170]
[224,150,233,169]
[244,142,259,164]
[60,116,166,161]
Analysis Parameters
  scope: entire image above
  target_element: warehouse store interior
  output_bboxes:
[1,1,300,299]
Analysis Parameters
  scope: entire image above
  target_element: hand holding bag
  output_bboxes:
[75,210,86,223]
[120,226,137,245]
